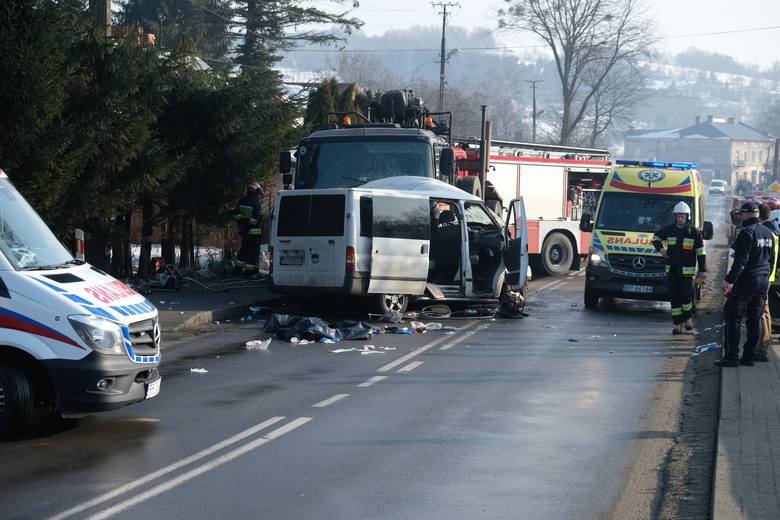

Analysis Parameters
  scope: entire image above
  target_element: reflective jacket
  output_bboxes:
[234,192,262,237]
[725,218,775,284]
[762,220,780,284]
[652,223,706,277]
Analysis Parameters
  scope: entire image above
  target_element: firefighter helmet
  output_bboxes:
[673,201,691,215]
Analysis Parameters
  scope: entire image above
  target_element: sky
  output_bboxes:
[327,0,780,68]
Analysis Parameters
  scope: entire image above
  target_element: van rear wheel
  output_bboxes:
[375,294,410,314]
[0,364,36,439]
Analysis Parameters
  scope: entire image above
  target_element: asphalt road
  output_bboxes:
[0,261,709,520]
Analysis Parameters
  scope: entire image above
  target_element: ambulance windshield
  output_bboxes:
[0,177,73,270]
[596,193,695,232]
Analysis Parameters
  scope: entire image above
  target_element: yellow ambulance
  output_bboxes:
[579,160,713,309]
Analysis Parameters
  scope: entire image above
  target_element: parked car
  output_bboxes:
[709,179,727,196]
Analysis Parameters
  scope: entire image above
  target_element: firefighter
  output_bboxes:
[718,201,776,367]
[652,201,707,334]
[756,203,779,362]
[234,181,263,275]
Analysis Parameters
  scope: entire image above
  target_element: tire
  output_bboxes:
[541,232,574,276]
[486,198,503,215]
[0,363,36,439]
[456,176,482,199]
[375,293,410,314]
[584,285,600,309]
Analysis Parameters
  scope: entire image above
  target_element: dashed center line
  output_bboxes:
[439,326,484,350]
[376,322,477,373]
[398,360,424,372]
[312,394,350,408]
[82,417,312,520]
[357,375,387,387]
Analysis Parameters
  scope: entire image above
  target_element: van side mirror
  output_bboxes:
[439,147,456,183]
[703,221,714,240]
[279,151,292,174]
[579,213,593,232]
[282,173,293,187]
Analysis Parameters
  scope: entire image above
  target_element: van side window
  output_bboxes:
[373,197,430,240]
[277,194,345,237]
[360,197,373,237]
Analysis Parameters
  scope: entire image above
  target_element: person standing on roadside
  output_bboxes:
[652,201,707,335]
[756,203,780,362]
[718,201,776,367]
[234,181,263,276]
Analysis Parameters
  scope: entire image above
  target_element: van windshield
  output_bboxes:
[0,178,73,270]
[295,139,434,189]
[596,192,695,232]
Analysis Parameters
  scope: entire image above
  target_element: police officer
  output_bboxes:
[652,202,707,334]
[757,203,779,361]
[234,181,263,275]
[718,201,776,367]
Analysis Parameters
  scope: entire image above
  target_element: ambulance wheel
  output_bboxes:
[375,294,409,314]
[584,286,600,309]
[541,232,574,276]
[0,363,36,439]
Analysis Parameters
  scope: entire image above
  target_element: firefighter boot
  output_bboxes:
[685,318,694,331]
[673,323,684,335]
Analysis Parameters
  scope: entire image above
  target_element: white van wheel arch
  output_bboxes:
[0,363,36,439]
[375,294,410,314]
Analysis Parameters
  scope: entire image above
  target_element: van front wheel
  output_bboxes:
[375,294,410,314]
[0,363,36,439]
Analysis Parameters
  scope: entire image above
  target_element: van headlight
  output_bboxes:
[589,247,607,266]
[69,315,125,355]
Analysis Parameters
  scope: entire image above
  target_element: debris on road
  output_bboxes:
[568,338,579,342]
[693,343,721,356]
[245,338,272,351]
[330,348,356,353]
[190,368,208,373]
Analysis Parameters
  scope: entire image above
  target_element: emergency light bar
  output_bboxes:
[616,160,698,170]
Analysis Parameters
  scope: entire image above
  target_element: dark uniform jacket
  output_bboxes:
[725,217,775,284]
[652,223,707,277]
[234,192,262,236]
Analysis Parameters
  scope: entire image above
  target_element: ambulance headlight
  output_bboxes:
[589,247,606,266]
[68,315,125,355]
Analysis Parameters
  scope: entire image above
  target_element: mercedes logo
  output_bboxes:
[632,257,647,270]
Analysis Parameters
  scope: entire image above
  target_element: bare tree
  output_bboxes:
[499,0,654,145]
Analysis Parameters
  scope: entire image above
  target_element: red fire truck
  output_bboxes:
[454,139,611,276]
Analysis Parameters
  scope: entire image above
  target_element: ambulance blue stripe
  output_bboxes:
[34,278,65,292]
[84,306,117,321]
[111,306,130,317]
[66,294,92,305]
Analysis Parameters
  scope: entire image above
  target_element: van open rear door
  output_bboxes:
[504,197,528,289]
[367,195,430,295]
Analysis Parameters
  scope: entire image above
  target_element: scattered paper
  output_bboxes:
[190,368,208,373]
[330,348,356,353]
[245,338,271,351]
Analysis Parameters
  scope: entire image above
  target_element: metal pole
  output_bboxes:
[479,105,488,196]
[432,2,459,112]
[525,80,543,143]
[774,139,780,181]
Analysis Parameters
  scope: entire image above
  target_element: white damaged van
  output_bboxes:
[0,169,160,437]
[270,176,528,314]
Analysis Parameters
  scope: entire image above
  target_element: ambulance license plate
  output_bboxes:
[146,378,161,399]
[623,284,653,294]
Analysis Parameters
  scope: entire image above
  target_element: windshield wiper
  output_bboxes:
[20,259,85,271]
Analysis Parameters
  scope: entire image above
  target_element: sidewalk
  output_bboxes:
[151,279,279,333]
[714,343,780,519]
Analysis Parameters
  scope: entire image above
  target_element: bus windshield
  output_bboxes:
[295,139,434,189]
[596,192,695,233]
[0,177,73,270]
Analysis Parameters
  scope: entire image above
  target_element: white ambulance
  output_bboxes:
[0,169,160,437]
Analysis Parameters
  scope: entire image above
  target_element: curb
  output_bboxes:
[171,302,264,332]
[713,360,746,519]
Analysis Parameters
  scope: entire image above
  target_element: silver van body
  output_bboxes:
[270,177,528,313]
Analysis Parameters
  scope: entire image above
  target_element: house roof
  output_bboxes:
[627,120,772,142]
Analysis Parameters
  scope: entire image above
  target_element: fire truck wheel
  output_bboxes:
[584,285,600,309]
[375,293,410,314]
[486,198,502,215]
[0,363,36,439]
[541,232,574,276]
[456,176,482,199]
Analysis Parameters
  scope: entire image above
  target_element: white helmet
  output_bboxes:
[673,201,691,215]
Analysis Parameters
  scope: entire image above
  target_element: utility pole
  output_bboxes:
[432,2,460,112]
[525,80,543,143]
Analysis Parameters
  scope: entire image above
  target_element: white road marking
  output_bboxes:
[49,416,286,520]
[439,326,484,350]
[312,393,350,408]
[577,270,586,276]
[86,417,312,520]
[376,322,477,373]
[398,360,424,372]
[357,375,387,387]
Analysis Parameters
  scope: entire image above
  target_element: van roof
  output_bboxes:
[604,165,701,196]
[362,176,482,201]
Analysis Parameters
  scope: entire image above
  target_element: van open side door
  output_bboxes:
[367,195,430,296]
[503,197,528,289]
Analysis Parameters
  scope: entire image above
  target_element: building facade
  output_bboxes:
[624,116,776,186]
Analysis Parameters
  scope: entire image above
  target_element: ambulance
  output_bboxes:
[579,161,713,309]
[0,169,161,437]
